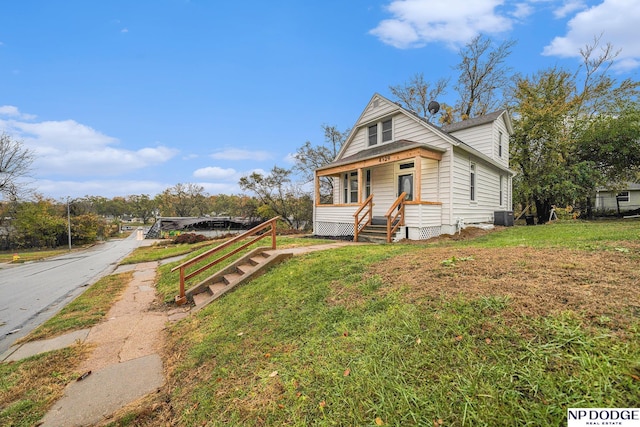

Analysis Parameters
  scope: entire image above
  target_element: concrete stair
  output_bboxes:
[185,247,292,312]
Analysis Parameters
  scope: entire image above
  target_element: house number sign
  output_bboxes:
[378,155,391,163]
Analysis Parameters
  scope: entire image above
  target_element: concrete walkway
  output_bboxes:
[40,261,167,427]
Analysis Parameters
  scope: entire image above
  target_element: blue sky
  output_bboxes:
[1,0,639,200]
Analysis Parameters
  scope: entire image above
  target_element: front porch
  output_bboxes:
[313,141,445,242]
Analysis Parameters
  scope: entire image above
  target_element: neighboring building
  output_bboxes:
[313,93,515,242]
[595,183,640,213]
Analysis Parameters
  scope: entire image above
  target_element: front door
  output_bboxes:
[398,174,413,201]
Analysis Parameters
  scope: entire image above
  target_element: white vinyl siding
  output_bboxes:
[451,147,503,224]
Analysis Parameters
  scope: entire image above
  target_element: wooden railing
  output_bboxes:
[172,217,280,305]
[385,192,407,243]
[353,194,374,242]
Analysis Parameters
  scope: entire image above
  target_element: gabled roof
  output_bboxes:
[442,110,506,132]
[328,93,515,174]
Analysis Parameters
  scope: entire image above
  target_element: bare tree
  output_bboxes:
[293,124,349,203]
[389,72,449,118]
[0,132,34,200]
[454,35,516,119]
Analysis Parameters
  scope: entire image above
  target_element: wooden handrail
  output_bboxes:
[353,194,374,242]
[385,192,407,243]
[172,216,280,305]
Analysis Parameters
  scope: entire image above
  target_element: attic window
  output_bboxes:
[368,124,378,146]
[368,118,393,146]
[382,119,392,142]
[498,131,503,157]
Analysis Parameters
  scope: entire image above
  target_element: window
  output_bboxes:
[499,175,503,206]
[343,171,359,203]
[617,191,630,202]
[399,162,414,170]
[368,124,378,146]
[365,169,371,199]
[367,118,393,146]
[470,163,476,201]
[382,119,392,142]
[498,131,503,157]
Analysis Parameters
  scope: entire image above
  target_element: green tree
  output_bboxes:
[127,194,156,224]
[510,37,639,221]
[239,166,303,228]
[155,183,209,217]
[13,196,66,248]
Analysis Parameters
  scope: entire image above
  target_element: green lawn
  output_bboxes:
[112,219,639,426]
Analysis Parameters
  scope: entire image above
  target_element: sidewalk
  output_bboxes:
[2,241,360,426]
[39,261,167,427]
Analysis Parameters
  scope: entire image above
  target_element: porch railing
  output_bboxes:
[385,192,407,243]
[353,194,374,242]
[171,216,280,305]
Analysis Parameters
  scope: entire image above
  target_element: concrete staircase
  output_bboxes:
[185,247,292,312]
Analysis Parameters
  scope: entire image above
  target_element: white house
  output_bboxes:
[313,93,515,242]
[595,183,640,213]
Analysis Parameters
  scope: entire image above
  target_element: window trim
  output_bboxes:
[617,191,630,203]
[368,124,378,146]
[470,162,476,202]
[367,117,393,146]
[343,171,359,204]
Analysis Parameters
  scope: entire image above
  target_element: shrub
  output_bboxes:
[173,233,209,244]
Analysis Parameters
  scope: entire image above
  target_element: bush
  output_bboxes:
[173,233,209,244]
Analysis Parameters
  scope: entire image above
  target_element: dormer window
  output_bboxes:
[368,118,393,146]
[382,119,392,142]
[368,124,378,146]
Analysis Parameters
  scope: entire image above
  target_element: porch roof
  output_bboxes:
[316,139,445,176]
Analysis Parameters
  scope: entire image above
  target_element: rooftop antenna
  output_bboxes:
[427,101,440,122]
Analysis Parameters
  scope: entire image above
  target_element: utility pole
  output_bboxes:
[67,197,72,251]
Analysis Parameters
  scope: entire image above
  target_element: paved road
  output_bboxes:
[0,231,147,355]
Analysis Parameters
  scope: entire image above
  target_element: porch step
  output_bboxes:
[184,247,293,313]
[357,224,400,243]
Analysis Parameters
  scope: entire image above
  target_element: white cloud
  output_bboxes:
[0,109,179,177]
[193,166,237,179]
[553,0,587,19]
[543,0,640,72]
[370,0,514,48]
[283,153,298,165]
[512,3,534,19]
[0,105,36,120]
[210,148,272,161]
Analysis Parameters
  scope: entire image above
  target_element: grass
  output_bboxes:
[4,221,639,426]
[454,219,640,251]
[0,345,91,427]
[150,235,336,302]
[0,248,72,263]
[18,271,132,343]
[107,220,638,426]
[119,240,214,265]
